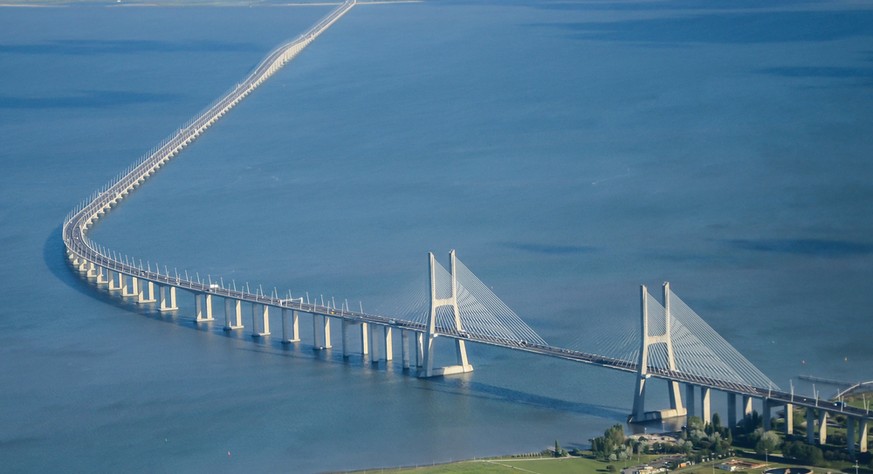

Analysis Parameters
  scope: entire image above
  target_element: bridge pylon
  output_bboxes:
[629,282,686,423]
[419,250,473,378]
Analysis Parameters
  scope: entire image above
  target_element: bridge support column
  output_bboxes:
[159,285,177,311]
[313,315,331,349]
[416,332,424,368]
[341,319,351,357]
[360,322,369,355]
[123,276,139,297]
[224,298,243,330]
[384,326,393,362]
[370,325,381,362]
[686,384,696,421]
[141,281,157,303]
[195,294,213,322]
[743,395,753,417]
[281,309,300,343]
[420,251,472,378]
[251,304,269,336]
[762,398,772,431]
[785,403,793,435]
[108,271,122,291]
[847,416,856,454]
[631,283,685,423]
[807,409,816,444]
[727,393,737,428]
[701,387,712,424]
[818,410,829,444]
[860,419,868,453]
[86,262,97,278]
[96,266,109,284]
[401,330,411,369]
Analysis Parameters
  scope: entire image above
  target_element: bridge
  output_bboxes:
[61,0,870,455]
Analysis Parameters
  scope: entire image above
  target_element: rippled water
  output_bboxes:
[1,1,872,472]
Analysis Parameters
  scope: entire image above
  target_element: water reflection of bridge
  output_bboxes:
[61,0,869,454]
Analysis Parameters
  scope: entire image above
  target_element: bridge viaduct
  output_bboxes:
[61,0,869,455]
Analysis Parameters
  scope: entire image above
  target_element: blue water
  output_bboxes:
[2,1,873,472]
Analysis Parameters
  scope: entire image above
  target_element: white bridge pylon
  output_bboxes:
[418,250,548,378]
[421,250,473,377]
[631,283,686,422]
[630,282,780,423]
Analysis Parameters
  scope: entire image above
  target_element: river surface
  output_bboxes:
[1,1,872,472]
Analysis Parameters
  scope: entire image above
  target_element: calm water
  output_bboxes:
[2,1,873,472]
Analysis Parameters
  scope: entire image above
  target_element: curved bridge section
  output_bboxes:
[60,0,870,454]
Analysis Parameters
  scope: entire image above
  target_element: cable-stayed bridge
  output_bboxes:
[61,0,870,454]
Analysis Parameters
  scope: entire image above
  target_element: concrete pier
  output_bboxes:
[341,319,351,357]
[818,410,829,444]
[785,403,793,434]
[251,304,270,336]
[313,315,331,349]
[138,281,156,303]
[159,285,177,311]
[743,395,753,417]
[401,330,410,369]
[281,309,300,343]
[727,393,737,428]
[701,387,712,423]
[384,326,393,361]
[123,276,139,297]
[763,398,772,430]
[860,419,869,453]
[360,322,369,355]
[370,325,381,362]
[195,294,213,322]
[96,266,109,284]
[848,417,856,454]
[686,384,696,424]
[108,270,122,291]
[224,298,243,330]
[807,409,816,444]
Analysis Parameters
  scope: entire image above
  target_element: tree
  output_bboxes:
[712,413,722,432]
[755,430,781,455]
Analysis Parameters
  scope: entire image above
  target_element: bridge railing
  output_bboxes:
[62,0,356,284]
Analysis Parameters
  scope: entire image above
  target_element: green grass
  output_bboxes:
[355,456,616,474]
